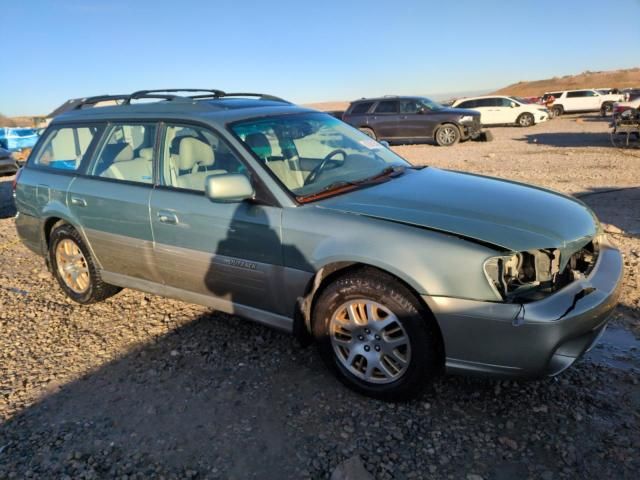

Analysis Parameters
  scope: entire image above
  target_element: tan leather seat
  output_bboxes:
[101,145,153,183]
[244,133,303,190]
[174,138,226,190]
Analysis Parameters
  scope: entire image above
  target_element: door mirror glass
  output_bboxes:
[205,173,254,203]
[379,140,390,148]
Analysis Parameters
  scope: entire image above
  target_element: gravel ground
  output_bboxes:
[0,114,638,479]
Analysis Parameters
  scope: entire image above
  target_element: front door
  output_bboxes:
[149,123,285,315]
[398,99,434,139]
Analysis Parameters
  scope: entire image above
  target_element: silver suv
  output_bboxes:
[14,89,623,400]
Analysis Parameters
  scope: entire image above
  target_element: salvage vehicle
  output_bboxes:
[543,89,625,117]
[341,96,482,146]
[14,89,623,400]
[611,106,640,148]
[0,147,19,175]
[0,127,40,151]
[451,95,549,127]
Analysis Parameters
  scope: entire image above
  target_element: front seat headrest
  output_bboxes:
[244,132,272,160]
[178,137,214,170]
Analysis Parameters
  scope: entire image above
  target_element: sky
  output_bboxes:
[1,0,639,116]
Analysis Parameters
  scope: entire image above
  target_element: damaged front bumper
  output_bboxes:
[424,238,624,377]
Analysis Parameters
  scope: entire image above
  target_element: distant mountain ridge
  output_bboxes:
[492,67,640,96]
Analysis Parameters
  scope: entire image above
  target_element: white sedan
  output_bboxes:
[452,95,549,127]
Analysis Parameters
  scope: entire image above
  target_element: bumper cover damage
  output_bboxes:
[425,240,624,377]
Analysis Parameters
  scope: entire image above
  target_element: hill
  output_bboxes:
[493,67,640,96]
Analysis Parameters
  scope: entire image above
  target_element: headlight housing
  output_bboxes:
[459,115,475,123]
[484,241,600,302]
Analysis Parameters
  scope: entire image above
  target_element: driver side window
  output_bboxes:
[161,125,245,192]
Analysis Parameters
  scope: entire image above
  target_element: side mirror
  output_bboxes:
[417,107,426,114]
[205,173,254,203]
[379,140,390,148]
[510,102,518,108]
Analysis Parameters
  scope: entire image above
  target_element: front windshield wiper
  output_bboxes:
[297,164,408,203]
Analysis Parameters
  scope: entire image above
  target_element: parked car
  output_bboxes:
[0,146,19,175]
[451,95,549,127]
[0,127,40,152]
[543,89,625,117]
[342,96,482,146]
[14,89,623,400]
[612,96,640,117]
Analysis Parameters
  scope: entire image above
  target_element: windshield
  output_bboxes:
[231,113,410,199]
[419,97,444,111]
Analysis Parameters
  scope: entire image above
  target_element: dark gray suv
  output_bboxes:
[342,96,482,146]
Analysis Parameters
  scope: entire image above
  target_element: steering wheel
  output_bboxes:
[304,149,347,185]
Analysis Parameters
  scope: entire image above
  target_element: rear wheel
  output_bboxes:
[516,112,535,127]
[434,124,460,146]
[359,127,377,140]
[49,223,121,304]
[552,105,563,117]
[312,269,441,401]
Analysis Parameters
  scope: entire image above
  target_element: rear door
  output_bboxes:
[69,122,159,281]
[369,100,400,139]
[17,124,103,249]
[149,123,286,316]
[472,98,498,125]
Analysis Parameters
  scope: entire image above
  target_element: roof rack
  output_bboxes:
[68,89,290,111]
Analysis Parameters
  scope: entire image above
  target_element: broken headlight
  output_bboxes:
[484,249,562,302]
[484,241,600,302]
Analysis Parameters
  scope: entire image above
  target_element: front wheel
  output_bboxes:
[434,124,460,146]
[359,127,377,140]
[49,223,121,304]
[552,105,563,117]
[312,269,441,401]
[517,112,535,127]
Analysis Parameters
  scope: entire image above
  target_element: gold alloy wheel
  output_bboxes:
[55,239,90,294]
[330,299,411,384]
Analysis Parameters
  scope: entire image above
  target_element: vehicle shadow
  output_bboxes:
[0,175,17,219]
[519,132,613,148]
[574,186,640,236]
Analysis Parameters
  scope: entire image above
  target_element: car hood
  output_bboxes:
[315,168,598,258]
[438,106,479,117]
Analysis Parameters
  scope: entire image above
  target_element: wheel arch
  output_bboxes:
[41,214,101,270]
[293,261,446,364]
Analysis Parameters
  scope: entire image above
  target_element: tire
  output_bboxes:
[600,103,613,117]
[552,105,563,117]
[49,223,121,304]
[516,112,535,127]
[359,127,377,140]
[434,124,460,146]
[312,268,441,401]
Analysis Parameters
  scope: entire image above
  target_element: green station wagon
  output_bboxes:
[14,89,623,400]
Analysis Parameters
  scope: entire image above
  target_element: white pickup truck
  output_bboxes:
[542,89,625,117]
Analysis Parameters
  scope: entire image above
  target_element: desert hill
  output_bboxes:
[492,67,640,96]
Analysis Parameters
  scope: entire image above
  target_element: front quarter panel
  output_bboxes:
[282,205,501,301]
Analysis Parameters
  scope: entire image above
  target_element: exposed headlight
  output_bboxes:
[459,115,475,123]
[483,241,599,302]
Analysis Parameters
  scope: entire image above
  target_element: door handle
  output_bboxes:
[157,210,178,225]
[70,196,87,207]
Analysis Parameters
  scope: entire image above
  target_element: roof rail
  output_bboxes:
[68,89,289,111]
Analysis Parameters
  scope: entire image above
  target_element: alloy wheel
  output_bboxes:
[55,238,90,293]
[330,299,411,384]
[437,126,457,145]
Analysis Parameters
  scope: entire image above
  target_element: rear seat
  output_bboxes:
[101,146,154,183]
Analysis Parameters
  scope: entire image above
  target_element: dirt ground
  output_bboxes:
[0,113,638,479]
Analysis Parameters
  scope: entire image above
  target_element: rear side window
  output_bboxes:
[32,126,99,171]
[457,100,476,108]
[374,101,399,114]
[90,124,157,184]
[474,98,496,107]
[567,91,593,98]
[350,102,373,114]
